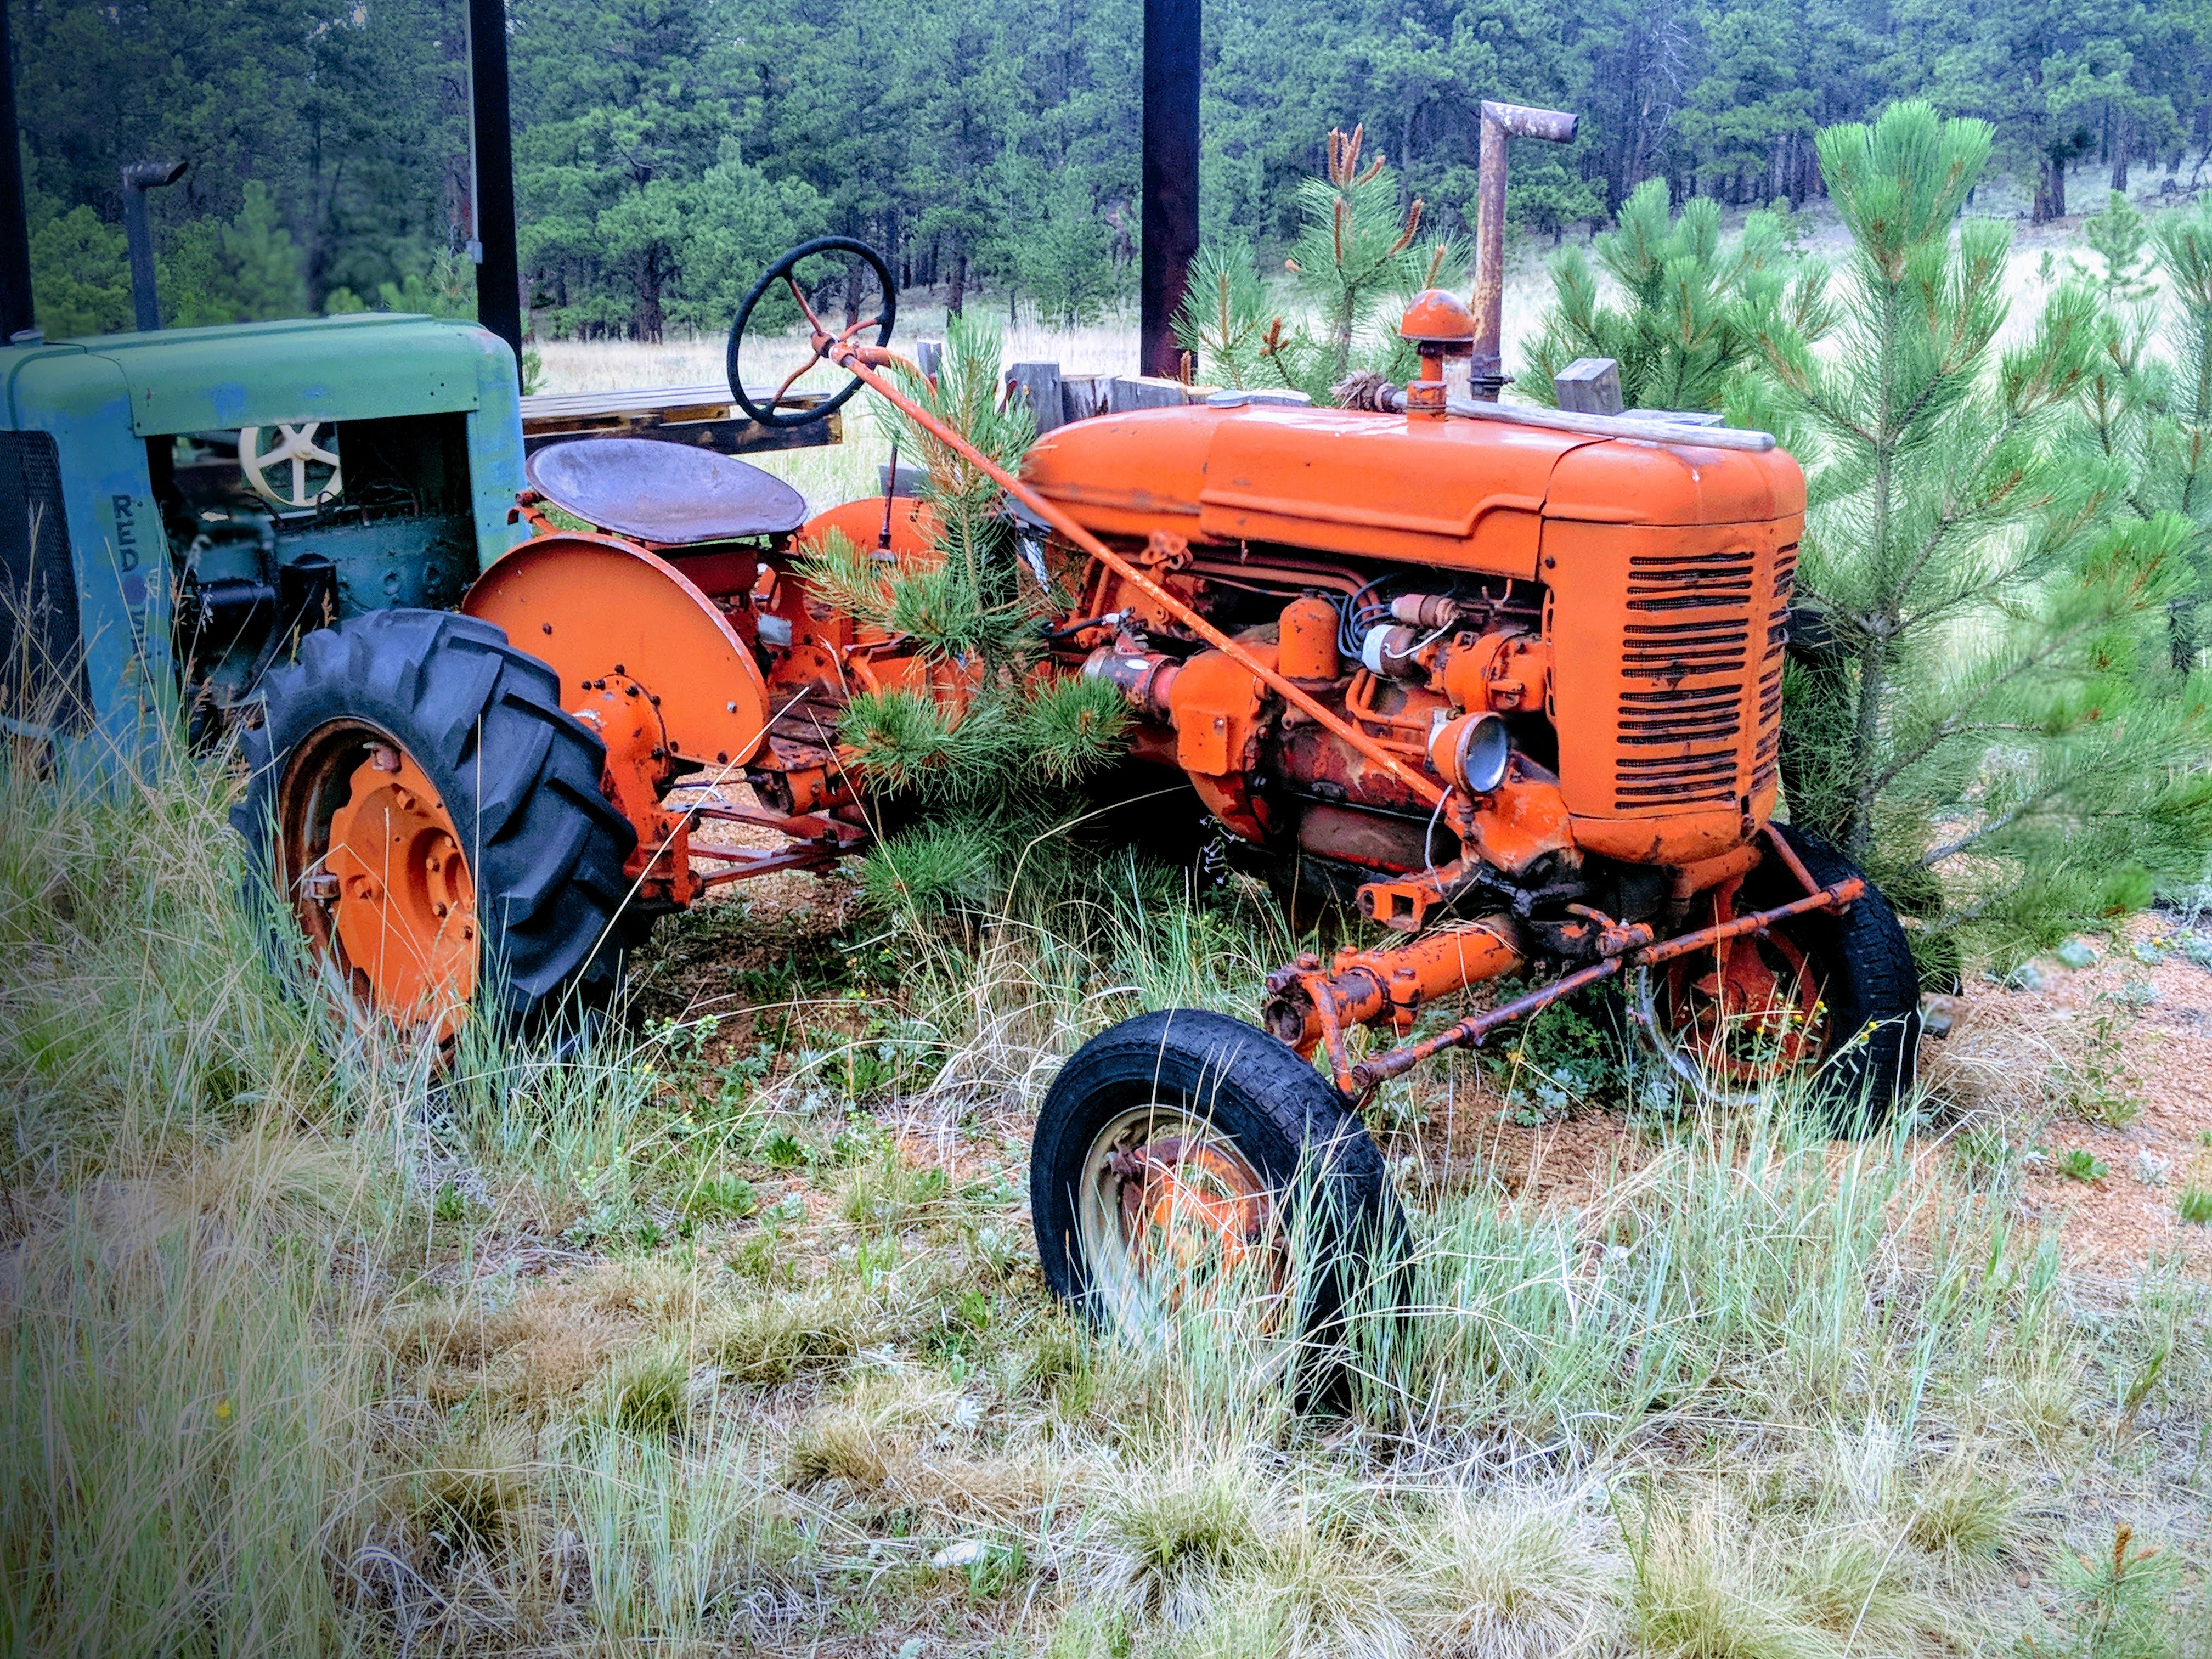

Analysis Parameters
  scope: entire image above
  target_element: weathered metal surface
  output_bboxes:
[1471,100,1578,399]
[526,436,807,541]
[1344,874,1864,1094]
[462,530,772,769]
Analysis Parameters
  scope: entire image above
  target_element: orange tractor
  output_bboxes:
[239,195,1920,1328]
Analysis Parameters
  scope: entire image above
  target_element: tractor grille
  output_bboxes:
[1611,544,1793,812]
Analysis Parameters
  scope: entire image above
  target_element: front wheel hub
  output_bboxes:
[1077,1105,1278,1331]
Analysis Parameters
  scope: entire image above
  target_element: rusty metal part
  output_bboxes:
[1353,374,1781,452]
[1763,820,1824,897]
[1295,802,1436,872]
[463,532,771,770]
[821,341,1448,808]
[1646,891,1827,1085]
[1436,628,1548,714]
[1449,765,1577,876]
[1082,641,1182,720]
[317,740,477,1042]
[792,494,943,566]
[1263,918,1525,1070]
[1670,842,1763,900]
[1400,289,1478,348]
[686,802,867,885]
[1472,101,1579,398]
[1340,874,1865,1096]
[1109,1135,1273,1277]
[1277,595,1342,682]
[1428,711,1511,795]
[1545,511,1795,865]
[574,673,697,911]
[1355,855,1491,934]
[526,437,808,543]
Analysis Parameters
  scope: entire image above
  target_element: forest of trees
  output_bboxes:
[13,0,2212,341]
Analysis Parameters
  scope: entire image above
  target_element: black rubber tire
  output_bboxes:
[1738,824,1920,1133]
[232,609,641,1032]
[1031,1008,1400,1344]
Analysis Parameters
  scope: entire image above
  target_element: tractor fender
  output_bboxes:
[462,531,772,771]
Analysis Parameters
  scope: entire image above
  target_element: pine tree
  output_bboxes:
[162,183,311,325]
[1172,126,1462,402]
[1737,100,2212,963]
[1521,179,1809,411]
[794,318,1127,919]
[2069,193,2212,667]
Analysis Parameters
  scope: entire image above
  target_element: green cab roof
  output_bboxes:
[3,312,510,436]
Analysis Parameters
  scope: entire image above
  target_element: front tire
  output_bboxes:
[1632,824,1920,1133]
[1031,1009,1397,1345]
[233,610,641,1041]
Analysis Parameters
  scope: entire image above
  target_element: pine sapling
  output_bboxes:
[1736,101,2212,964]
[1523,179,1812,412]
[791,316,1127,919]
[1171,126,1464,401]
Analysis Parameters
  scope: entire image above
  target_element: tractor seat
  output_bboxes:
[526,436,808,545]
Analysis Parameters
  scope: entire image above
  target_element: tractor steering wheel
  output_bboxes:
[727,237,898,429]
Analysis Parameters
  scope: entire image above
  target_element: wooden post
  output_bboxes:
[1553,357,1624,416]
[1140,0,1200,379]
[1006,362,1065,431]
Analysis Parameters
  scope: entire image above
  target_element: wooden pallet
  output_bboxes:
[518,383,842,456]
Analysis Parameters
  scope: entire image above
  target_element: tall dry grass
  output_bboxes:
[0,730,2206,1654]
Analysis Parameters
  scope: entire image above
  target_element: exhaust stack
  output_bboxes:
[121,161,188,332]
[1469,100,1577,401]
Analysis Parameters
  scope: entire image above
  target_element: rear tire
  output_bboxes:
[1031,1009,1398,1347]
[233,609,641,1037]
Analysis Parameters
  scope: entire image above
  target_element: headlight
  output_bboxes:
[1429,711,1511,795]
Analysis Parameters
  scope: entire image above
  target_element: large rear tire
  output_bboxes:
[1631,825,1920,1133]
[233,610,641,1040]
[1030,1009,1398,1347]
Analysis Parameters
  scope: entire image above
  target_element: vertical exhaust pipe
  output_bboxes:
[0,0,35,341]
[121,161,188,332]
[1469,100,1577,401]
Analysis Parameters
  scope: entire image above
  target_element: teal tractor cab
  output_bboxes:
[0,313,837,761]
[0,313,524,755]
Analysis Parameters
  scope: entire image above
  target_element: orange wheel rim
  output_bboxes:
[1077,1108,1283,1331]
[1115,1136,1275,1279]
[1656,900,1827,1086]
[280,725,478,1043]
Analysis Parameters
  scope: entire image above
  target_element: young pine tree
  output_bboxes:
[1735,101,2212,964]
[1172,126,1463,401]
[1523,179,1811,412]
[793,316,1127,919]
[2070,193,2212,667]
